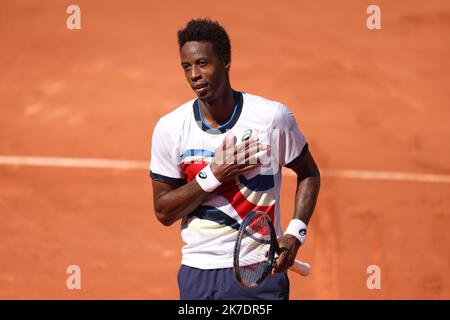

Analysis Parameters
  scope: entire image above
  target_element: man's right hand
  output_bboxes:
[210,133,267,183]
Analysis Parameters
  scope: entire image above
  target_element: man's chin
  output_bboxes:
[197,92,213,103]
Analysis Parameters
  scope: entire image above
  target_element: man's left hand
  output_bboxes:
[272,234,301,273]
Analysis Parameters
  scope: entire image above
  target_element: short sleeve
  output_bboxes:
[150,119,186,186]
[272,104,308,168]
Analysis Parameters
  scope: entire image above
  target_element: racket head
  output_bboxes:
[233,210,278,288]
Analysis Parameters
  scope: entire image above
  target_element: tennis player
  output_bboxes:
[150,18,320,300]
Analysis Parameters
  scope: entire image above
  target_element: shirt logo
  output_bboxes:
[241,129,252,142]
[199,171,207,179]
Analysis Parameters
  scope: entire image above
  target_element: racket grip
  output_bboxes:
[289,260,311,276]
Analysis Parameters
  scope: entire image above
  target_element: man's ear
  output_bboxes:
[223,55,231,70]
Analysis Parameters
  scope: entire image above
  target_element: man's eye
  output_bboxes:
[199,61,207,67]
[183,65,191,71]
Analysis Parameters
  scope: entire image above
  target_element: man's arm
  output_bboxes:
[152,179,209,226]
[273,148,321,272]
[289,148,321,225]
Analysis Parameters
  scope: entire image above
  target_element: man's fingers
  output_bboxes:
[236,145,256,164]
[215,134,236,164]
[235,137,258,156]
[224,133,236,150]
[213,135,268,181]
[235,144,267,164]
[272,250,291,274]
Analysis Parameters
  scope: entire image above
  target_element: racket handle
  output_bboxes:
[289,260,311,276]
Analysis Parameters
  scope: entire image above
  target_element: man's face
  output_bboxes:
[180,41,230,103]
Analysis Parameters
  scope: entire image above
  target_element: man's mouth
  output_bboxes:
[192,83,208,96]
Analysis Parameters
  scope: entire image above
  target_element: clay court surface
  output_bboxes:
[1,0,449,299]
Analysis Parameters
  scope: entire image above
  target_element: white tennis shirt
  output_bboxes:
[150,91,307,269]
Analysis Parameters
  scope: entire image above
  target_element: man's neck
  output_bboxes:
[199,86,235,129]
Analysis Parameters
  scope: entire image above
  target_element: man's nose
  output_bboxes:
[190,65,202,81]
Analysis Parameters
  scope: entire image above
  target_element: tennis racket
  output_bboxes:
[233,210,311,288]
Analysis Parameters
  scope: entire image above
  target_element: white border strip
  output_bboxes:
[1,155,450,184]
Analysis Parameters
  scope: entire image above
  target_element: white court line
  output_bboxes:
[1,155,450,184]
[0,155,147,170]
[283,168,450,184]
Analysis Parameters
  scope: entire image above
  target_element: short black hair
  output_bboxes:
[178,18,231,62]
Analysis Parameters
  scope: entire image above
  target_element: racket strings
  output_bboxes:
[237,213,274,287]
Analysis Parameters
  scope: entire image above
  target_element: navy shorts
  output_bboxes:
[177,264,290,300]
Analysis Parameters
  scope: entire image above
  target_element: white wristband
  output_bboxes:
[284,219,308,245]
[195,164,222,192]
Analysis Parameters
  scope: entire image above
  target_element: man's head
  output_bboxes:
[178,18,232,103]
